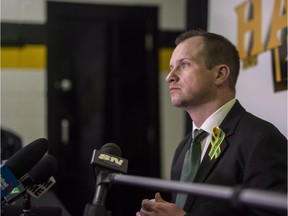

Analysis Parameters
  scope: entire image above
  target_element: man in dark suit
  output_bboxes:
[136,30,287,216]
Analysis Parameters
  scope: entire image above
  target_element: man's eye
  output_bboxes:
[181,62,189,68]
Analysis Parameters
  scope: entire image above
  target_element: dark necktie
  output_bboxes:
[175,129,208,208]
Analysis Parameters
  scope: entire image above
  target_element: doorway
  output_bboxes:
[47,2,159,215]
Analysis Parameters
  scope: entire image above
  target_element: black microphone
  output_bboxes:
[23,154,57,185]
[83,143,128,216]
[2,154,58,205]
[1,138,49,201]
[91,143,128,175]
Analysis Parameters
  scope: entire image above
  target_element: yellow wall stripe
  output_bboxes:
[159,48,173,72]
[1,45,46,69]
[2,46,172,72]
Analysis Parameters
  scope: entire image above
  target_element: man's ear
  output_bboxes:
[214,64,230,85]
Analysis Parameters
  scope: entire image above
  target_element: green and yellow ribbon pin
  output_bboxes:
[208,127,225,160]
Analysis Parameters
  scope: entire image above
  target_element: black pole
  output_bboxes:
[108,173,287,213]
[20,193,36,216]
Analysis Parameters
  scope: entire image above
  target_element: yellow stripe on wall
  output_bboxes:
[2,46,172,71]
[1,45,46,69]
[159,48,173,72]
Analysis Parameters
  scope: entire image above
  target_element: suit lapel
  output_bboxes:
[195,137,229,182]
[183,100,246,212]
[183,135,230,211]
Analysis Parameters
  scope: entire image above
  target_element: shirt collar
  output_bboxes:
[193,98,236,135]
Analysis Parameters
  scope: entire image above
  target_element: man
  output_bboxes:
[136,30,287,216]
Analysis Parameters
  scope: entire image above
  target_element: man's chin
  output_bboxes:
[171,100,183,108]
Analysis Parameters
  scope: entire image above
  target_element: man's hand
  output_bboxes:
[136,192,186,216]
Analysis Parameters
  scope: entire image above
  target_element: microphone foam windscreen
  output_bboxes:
[5,138,49,178]
[100,143,122,157]
[29,154,58,184]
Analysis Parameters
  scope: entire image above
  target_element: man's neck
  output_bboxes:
[186,97,235,128]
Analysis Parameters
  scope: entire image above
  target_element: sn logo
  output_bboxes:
[98,153,124,166]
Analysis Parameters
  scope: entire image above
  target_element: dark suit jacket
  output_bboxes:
[171,101,287,216]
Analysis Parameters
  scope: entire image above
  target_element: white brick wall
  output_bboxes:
[1,69,47,145]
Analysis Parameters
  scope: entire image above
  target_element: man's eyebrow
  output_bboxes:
[169,58,187,69]
[169,57,195,69]
[177,58,194,65]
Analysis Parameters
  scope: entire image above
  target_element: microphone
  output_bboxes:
[91,142,128,175]
[1,138,49,201]
[2,154,58,205]
[83,143,128,216]
[25,154,58,199]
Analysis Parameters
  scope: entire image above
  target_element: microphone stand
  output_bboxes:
[83,185,109,216]
[83,171,111,216]
[20,193,36,216]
